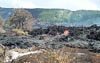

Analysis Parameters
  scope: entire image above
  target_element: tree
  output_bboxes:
[0,16,6,33]
[0,16,3,27]
[6,9,34,31]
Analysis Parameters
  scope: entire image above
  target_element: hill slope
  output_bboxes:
[0,7,100,26]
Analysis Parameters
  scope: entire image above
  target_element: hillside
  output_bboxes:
[0,7,12,19]
[0,8,100,63]
[0,7,100,26]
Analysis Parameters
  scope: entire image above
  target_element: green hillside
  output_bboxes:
[0,7,100,26]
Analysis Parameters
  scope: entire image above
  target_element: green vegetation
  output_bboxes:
[69,10,100,25]
[27,9,100,26]
[0,8,100,26]
[37,9,71,22]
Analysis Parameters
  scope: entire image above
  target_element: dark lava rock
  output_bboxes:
[0,34,39,49]
[0,24,100,53]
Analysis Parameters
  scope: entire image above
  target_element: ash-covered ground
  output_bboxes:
[0,24,100,53]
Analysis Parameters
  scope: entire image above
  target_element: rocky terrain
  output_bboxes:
[0,25,100,63]
[0,8,100,63]
[0,25,100,51]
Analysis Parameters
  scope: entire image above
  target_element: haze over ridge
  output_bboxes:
[0,0,100,11]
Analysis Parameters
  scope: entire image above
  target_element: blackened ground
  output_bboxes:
[28,24,100,52]
[0,24,100,52]
[0,34,39,49]
[29,24,100,40]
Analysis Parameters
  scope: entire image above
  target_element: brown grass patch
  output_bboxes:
[12,47,94,63]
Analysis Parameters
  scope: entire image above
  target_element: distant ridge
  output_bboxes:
[0,7,100,26]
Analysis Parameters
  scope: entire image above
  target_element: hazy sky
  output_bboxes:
[0,0,100,10]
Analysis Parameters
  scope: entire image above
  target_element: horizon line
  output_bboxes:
[0,7,100,11]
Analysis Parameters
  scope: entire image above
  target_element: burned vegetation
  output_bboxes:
[0,8,100,63]
[0,23,100,52]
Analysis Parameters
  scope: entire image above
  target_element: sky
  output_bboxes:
[0,0,100,10]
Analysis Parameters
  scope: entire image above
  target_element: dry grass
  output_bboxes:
[0,27,6,33]
[12,29,28,35]
[11,45,38,53]
[1,46,99,63]
[0,46,5,63]
[12,46,93,63]
[91,53,100,63]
